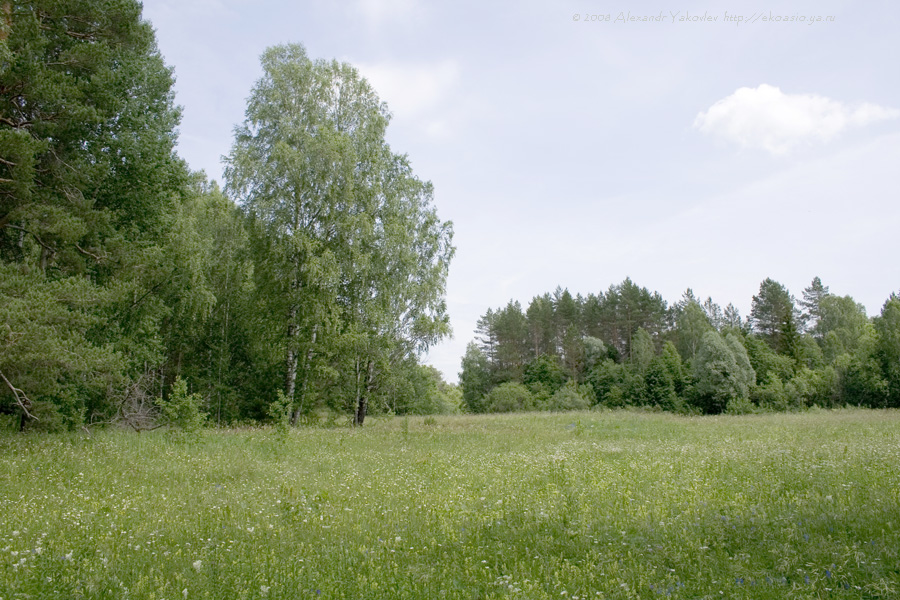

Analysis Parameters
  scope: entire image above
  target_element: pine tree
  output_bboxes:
[750,278,800,353]
[800,276,830,334]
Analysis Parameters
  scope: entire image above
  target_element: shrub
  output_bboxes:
[156,377,206,435]
[547,381,592,411]
[485,382,535,413]
[267,390,293,438]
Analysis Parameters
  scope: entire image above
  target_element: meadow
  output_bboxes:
[1,410,898,599]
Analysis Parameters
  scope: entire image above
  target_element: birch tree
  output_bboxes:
[225,44,453,425]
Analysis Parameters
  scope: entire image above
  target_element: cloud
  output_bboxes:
[356,60,460,117]
[694,84,899,155]
[354,0,424,27]
[354,60,465,140]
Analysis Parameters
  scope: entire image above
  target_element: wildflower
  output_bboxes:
[261,585,270,596]
[192,560,202,572]
[183,589,188,599]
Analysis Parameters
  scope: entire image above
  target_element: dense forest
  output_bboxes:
[460,278,900,414]
[0,1,456,431]
[2,2,897,433]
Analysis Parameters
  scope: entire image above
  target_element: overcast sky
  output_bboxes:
[142,0,900,383]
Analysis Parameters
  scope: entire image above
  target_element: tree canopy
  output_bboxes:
[2,13,456,429]
[461,277,900,414]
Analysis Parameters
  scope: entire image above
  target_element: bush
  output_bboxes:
[485,382,535,413]
[19,400,66,433]
[547,381,592,411]
[156,377,206,435]
[267,390,293,438]
[725,396,757,415]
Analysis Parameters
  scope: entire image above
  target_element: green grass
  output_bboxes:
[1,409,899,599]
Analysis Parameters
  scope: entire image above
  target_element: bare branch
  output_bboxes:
[5,224,57,255]
[0,368,38,421]
[0,117,32,129]
[75,243,105,262]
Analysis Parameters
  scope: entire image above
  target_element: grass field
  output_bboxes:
[1,410,899,599]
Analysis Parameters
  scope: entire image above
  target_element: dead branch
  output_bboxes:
[0,117,32,129]
[5,224,56,255]
[113,371,163,432]
[75,243,105,262]
[0,368,37,421]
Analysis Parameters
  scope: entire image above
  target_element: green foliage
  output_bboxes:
[267,390,294,438]
[816,295,868,361]
[224,43,453,424]
[522,355,566,397]
[644,355,683,412]
[836,330,888,407]
[744,334,795,385]
[485,382,535,413]
[752,374,788,410]
[691,330,755,414]
[672,296,714,360]
[491,301,530,382]
[873,297,900,407]
[465,279,900,416]
[658,342,687,395]
[459,343,492,413]
[156,376,206,434]
[587,359,630,407]
[395,365,462,415]
[582,336,607,372]
[629,327,654,373]
[546,381,592,411]
[800,276,830,333]
[724,395,757,414]
[725,333,756,391]
[750,278,800,353]
[0,263,125,428]
[0,0,200,426]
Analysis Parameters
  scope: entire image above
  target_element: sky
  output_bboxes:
[141,0,900,383]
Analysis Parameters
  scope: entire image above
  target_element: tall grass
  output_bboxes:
[1,409,898,599]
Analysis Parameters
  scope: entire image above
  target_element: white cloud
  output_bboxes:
[694,84,899,155]
[354,0,423,27]
[356,60,460,118]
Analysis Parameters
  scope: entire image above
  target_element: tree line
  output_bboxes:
[1,1,455,431]
[460,278,900,414]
